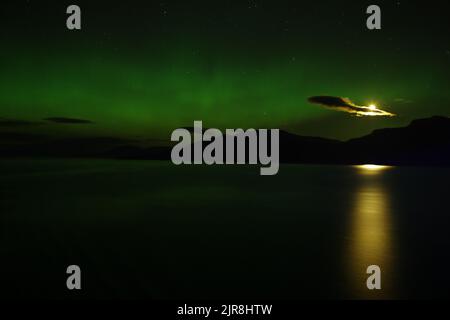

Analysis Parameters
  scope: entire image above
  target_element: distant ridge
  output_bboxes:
[1,116,450,166]
[345,115,450,165]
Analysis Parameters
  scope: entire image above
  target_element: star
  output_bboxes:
[248,1,258,9]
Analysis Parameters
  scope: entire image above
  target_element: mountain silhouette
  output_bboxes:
[345,116,450,165]
[1,116,450,166]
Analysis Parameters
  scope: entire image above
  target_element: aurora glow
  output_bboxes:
[1,1,450,141]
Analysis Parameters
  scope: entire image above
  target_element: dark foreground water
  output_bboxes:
[1,159,450,299]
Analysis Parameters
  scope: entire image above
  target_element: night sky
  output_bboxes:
[1,0,450,142]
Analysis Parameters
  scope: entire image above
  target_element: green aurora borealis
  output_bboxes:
[1,0,450,142]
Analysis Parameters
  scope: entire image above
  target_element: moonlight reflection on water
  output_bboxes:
[347,164,396,298]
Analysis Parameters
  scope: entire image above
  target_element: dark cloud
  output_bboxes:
[394,98,414,104]
[308,96,358,111]
[308,96,395,117]
[44,117,93,124]
[0,118,43,127]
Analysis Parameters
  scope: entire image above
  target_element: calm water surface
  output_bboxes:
[1,159,450,299]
